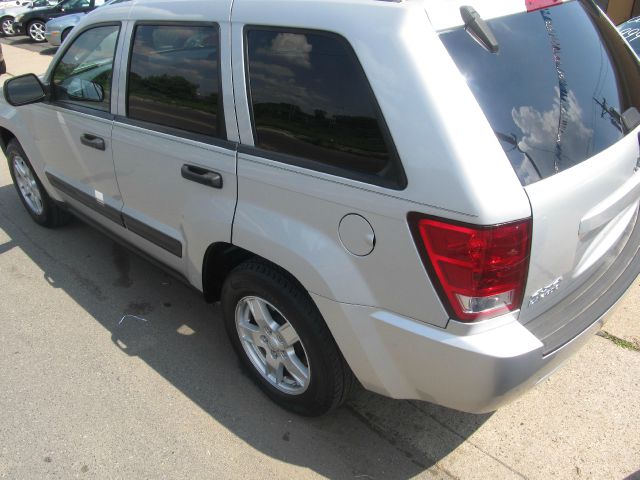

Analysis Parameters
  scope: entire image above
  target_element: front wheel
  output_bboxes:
[6,139,71,227]
[221,260,355,416]
[27,20,46,42]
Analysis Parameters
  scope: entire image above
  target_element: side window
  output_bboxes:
[127,24,223,138]
[63,0,91,9]
[52,24,119,112]
[245,28,403,188]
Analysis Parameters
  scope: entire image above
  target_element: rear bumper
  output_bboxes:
[312,280,632,413]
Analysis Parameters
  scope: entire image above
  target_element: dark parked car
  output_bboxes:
[618,16,640,56]
[0,0,58,37]
[13,0,104,42]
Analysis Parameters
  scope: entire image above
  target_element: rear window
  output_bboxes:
[440,0,640,186]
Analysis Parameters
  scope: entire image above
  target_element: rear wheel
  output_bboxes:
[1,16,14,36]
[27,20,46,42]
[221,260,355,416]
[6,139,71,227]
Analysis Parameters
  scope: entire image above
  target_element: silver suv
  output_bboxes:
[1,0,639,416]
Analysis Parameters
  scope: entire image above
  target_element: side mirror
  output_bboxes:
[3,73,46,106]
[66,77,104,102]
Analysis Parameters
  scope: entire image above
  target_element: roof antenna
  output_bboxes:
[460,6,499,53]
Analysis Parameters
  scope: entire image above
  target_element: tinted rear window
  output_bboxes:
[440,0,640,186]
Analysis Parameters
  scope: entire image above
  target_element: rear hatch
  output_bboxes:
[437,0,640,353]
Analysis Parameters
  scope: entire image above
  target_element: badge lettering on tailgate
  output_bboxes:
[528,277,563,307]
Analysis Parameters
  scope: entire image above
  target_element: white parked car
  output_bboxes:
[1,0,639,416]
[43,11,81,45]
[0,1,35,8]
[44,0,126,46]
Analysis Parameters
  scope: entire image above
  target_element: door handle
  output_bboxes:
[80,133,106,151]
[181,164,223,189]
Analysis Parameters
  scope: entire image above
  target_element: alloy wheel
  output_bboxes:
[2,18,14,36]
[235,296,310,395]
[12,155,43,215]
[28,21,45,42]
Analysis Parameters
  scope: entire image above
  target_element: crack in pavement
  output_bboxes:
[597,330,640,352]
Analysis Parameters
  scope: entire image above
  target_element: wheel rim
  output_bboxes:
[12,155,44,215]
[29,22,45,41]
[2,19,13,36]
[235,296,310,395]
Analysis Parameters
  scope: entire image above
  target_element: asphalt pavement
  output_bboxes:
[0,37,639,480]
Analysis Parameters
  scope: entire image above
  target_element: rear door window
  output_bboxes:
[440,0,640,185]
[127,24,223,139]
[245,27,405,189]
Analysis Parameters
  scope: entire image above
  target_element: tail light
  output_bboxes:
[525,0,563,12]
[409,214,532,322]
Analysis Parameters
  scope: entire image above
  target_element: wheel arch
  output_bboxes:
[202,242,255,303]
[0,126,17,155]
[201,242,312,305]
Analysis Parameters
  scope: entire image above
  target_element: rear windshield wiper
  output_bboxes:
[460,6,499,53]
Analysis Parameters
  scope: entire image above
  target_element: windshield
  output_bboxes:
[440,0,640,186]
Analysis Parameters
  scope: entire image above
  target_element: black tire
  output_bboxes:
[27,20,46,42]
[6,139,71,228]
[221,260,355,416]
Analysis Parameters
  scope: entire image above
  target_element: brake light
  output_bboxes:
[525,0,563,12]
[409,215,532,322]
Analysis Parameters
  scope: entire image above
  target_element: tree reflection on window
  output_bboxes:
[247,29,395,180]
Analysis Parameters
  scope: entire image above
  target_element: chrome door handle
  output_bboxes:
[80,133,106,151]
[181,164,222,189]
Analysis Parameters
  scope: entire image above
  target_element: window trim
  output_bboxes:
[48,21,122,117]
[243,25,407,191]
[113,114,236,150]
[124,20,227,141]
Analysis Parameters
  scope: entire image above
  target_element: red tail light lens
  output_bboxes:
[410,215,532,322]
[525,0,563,12]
